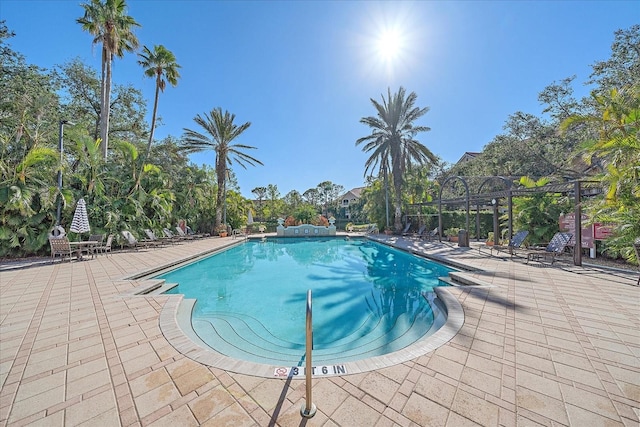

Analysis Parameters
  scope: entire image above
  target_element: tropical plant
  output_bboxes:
[561,86,640,260]
[77,0,140,157]
[511,177,572,244]
[560,25,640,261]
[357,87,436,232]
[181,108,263,230]
[293,204,318,224]
[138,44,181,157]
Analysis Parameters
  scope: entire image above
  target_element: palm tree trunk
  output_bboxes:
[100,51,112,158]
[392,162,403,232]
[146,83,160,156]
[215,161,225,229]
[99,48,107,156]
[132,82,161,193]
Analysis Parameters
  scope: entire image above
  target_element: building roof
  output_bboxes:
[455,152,481,165]
[341,187,365,200]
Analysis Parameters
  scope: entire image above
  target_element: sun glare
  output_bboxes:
[376,28,404,61]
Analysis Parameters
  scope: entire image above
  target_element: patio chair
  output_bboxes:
[410,224,427,238]
[145,229,171,246]
[87,234,104,257]
[49,236,75,263]
[164,227,189,242]
[175,226,198,239]
[96,234,113,256]
[422,227,439,241]
[365,224,378,234]
[401,222,412,235]
[121,230,160,250]
[525,232,573,265]
[482,230,529,257]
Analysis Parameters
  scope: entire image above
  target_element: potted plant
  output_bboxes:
[444,227,460,242]
[217,225,228,237]
[486,232,495,246]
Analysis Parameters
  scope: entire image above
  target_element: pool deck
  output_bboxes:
[1,235,638,426]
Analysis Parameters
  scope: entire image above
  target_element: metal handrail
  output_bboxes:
[300,289,316,418]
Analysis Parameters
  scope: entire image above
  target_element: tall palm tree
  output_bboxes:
[138,44,181,156]
[357,87,436,232]
[77,0,140,158]
[181,108,263,229]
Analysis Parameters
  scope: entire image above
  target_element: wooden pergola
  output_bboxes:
[409,176,603,266]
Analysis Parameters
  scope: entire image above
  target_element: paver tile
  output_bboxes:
[332,395,381,427]
[1,237,638,426]
[147,404,199,427]
[358,371,400,405]
[515,386,569,425]
[413,372,456,408]
[14,371,65,402]
[188,385,237,424]
[452,387,500,426]
[134,382,181,418]
[7,385,64,424]
[64,389,117,426]
[402,393,448,427]
[173,364,215,395]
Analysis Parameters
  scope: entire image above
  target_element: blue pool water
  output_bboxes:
[159,237,454,365]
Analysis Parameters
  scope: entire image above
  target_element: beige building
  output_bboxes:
[340,187,364,219]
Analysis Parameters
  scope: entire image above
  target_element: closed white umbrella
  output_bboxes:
[69,198,90,235]
[247,209,254,225]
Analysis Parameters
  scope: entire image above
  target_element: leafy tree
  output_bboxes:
[77,0,140,157]
[562,86,640,260]
[357,87,436,232]
[358,178,387,231]
[283,190,303,211]
[57,58,147,151]
[138,44,181,156]
[293,204,318,225]
[588,25,640,91]
[181,108,263,229]
[251,186,267,220]
[263,184,283,220]
[0,23,63,256]
[559,25,640,262]
[316,181,343,218]
[303,188,321,208]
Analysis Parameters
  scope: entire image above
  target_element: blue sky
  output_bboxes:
[2,1,637,198]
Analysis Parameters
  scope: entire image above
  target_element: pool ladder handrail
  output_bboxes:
[301,289,316,418]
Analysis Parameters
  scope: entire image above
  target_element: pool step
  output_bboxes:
[192,299,439,365]
[440,272,494,287]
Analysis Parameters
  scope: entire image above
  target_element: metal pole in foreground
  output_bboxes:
[301,289,316,418]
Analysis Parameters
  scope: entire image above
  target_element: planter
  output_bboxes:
[218,232,228,237]
[448,236,458,242]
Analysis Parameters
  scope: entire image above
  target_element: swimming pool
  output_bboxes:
[158,237,454,366]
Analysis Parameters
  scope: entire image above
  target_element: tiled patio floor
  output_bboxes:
[1,235,638,426]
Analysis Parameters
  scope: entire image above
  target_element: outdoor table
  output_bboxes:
[69,241,99,260]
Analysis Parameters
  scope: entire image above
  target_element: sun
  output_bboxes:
[375,28,404,62]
